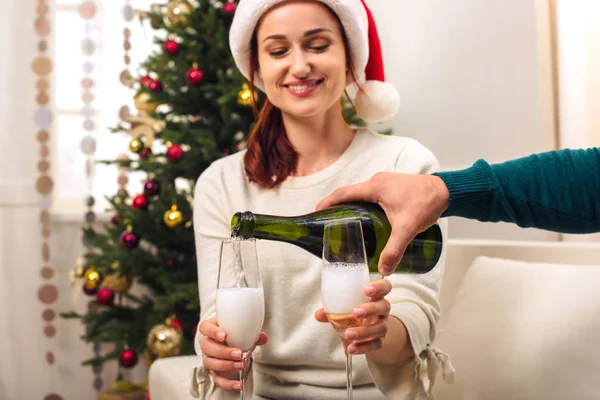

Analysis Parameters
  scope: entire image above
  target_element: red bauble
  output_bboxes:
[140,75,152,87]
[148,80,162,92]
[119,348,139,369]
[222,1,237,17]
[143,179,160,197]
[96,287,115,306]
[120,231,139,249]
[170,318,183,330]
[132,194,149,210]
[139,147,152,159]
[164,40,180,56]
[186,68,204,85]
[166,144,184,163]
[83,283,98,296]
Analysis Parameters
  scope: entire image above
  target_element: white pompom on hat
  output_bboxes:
[229,0,400,123]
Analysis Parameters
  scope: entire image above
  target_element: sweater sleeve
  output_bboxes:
[435,147,600,233]
[190,165,252,399]
[366,140,454,399]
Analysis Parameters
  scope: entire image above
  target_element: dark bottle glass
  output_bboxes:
[230,202,443,274]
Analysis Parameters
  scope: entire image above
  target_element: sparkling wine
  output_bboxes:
[216,287,265,351]
[322,262,370,313]
[322,262,370,338]
[326,313,363,335]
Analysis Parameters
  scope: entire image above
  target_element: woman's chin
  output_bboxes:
[281,102,332,119]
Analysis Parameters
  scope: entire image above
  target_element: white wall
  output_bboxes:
[554,0,600,242]
[368,0,556,240]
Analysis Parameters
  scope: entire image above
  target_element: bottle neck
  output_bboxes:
[230,212,312,241]
[230,211,256,239]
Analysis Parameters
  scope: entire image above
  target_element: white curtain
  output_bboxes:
[0,0,50,398]
[0,1,147,398]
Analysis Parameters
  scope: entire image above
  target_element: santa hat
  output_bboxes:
[229,0,400,123]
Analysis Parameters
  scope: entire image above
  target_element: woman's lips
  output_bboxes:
[283,79,324,97]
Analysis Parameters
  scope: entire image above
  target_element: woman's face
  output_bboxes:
[255,1,350,118]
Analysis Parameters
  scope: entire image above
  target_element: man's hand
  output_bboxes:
[316,172,449,275]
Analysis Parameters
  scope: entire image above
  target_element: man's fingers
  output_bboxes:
[315,181,376,211]
[378,227,414,275]
[314,308,328,322]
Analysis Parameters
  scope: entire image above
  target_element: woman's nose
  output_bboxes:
[290,52,311,77]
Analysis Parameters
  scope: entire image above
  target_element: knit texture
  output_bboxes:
[436,148,600,233]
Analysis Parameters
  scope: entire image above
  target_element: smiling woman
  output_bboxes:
[191,0,450,399]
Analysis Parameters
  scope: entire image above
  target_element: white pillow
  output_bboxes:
[433,256,600,400]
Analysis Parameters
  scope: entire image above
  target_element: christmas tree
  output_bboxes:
[61,0,368,384]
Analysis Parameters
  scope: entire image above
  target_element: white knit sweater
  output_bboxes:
[191,128,450,399]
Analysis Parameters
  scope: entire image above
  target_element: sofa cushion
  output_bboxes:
[432,256,600,400]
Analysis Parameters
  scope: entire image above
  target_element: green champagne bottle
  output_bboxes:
[230,202,443,274]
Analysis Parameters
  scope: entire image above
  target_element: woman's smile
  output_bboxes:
[282,78,325,97]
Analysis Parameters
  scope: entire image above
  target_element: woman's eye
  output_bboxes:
[311,44,329,52]
[269,49,287,57]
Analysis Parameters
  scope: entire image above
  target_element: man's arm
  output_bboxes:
[438,147,600,233]
[316,148,600,275]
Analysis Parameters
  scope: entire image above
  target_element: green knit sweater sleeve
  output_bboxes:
[433,148,600,233]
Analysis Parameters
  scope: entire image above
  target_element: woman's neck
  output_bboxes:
[282,105,355,177]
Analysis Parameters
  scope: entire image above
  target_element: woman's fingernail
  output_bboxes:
[381,265,393,274]
[348,345,358,354]
[353,307,366,317]
[345,330,358,340]
[217,331,225,341]
[233,362,244,369]
[233,383,242,390]
[365,285,376,295]
[232,350,242,359]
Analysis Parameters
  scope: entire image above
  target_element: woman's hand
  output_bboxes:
[198,317,268,391]
[315,279,392,355]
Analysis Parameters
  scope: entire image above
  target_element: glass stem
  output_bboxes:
[346,353,353,400]
[240,351,252,400]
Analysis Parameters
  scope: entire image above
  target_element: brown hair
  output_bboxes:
[243,11,359,188]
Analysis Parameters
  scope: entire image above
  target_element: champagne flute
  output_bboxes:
[321,220,371,400]
[216,239,265,399]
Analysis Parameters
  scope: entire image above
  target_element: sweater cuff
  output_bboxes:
[433,161,492,218]
[366,302,433,397]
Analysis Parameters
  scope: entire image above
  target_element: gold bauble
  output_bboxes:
[164,0,193,27]
[83,267,101,289]
[101,272,133,294]
[129,138,144,154]
[163,205,183,229]
[133,92,159,114]
[237,83,256,106]
[147,323,183,358]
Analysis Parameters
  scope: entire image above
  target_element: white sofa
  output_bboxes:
[149,239,600,399]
